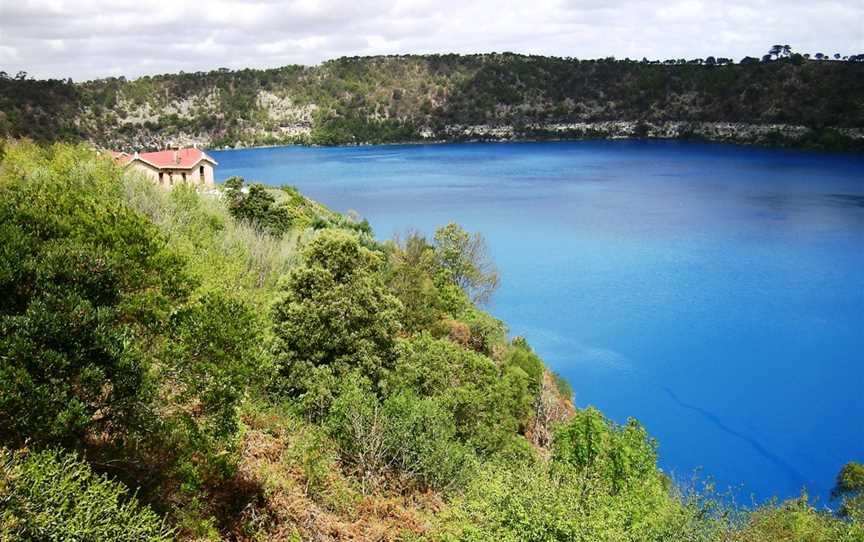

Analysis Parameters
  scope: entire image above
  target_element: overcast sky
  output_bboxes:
[1,0,862,81]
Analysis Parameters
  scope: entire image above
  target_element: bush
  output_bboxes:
[224,177,293,236]
[0,141,188,448]
[162,292,268,481]
[271,230,402,410]
[552,407,658,494]
[326,375,475,491]
[735,495,858,542]
[437,459,723,542]
[0,448,172,541]
[391,333,534,453]
[384,231,446,333]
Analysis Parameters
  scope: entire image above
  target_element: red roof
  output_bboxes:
[115,148,216,169]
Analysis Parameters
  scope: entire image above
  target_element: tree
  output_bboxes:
[835,53,842,60]
[433,223,500,305]
[385,231,444,333]
[224,176,292,235]
[815,53,825,60]
[769,44,784,60]
[553,407,659,493]
[271,230,402,408]
[832,462,864,518]
[705,56,717,66]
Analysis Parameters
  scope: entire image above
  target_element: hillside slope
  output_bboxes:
[2,54,864,150]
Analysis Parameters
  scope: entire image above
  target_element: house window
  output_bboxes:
[159,172,164,185]
[182,172,187,183]
[199,165,205,184]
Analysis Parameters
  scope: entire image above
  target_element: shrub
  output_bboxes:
[162,292,268,481]
[271,230,402,409]
[552,407,658,494]
[833,461,864,518]
[433,223,500,305]
[384,231,446,333]
[224,177,293,236]
[326,375,475,491]
[0,141,188,448]
[735,495,857,542]
[0,448,172,541]
[437,459,723,542]
[391,333,533,453]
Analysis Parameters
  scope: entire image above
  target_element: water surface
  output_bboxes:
[211,140,864,504]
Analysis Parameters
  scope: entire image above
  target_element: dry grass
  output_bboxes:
[120,173,308,304]
[214,406,443,542]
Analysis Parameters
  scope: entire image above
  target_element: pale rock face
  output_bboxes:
[255,91,316,138]
[440,121,859,145]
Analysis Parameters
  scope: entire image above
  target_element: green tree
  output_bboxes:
[433,222,500,305]
[552,407,658,493]
[325,374,475,491]
[271,230,402,413]
[385,231,445,333]
[224,176,292,235]
[391,333,533,453]
[162,292,267,480]
[833,462,864,518]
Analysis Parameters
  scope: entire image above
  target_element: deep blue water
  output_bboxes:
[211,140,864,505]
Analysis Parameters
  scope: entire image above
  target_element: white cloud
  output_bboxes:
[0,0,861,80]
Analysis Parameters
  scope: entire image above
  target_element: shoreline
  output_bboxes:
[207,132,864,155]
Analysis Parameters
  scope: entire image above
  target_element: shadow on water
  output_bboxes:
[660,385,810,491]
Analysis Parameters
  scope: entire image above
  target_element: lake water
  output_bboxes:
[211,140,864,505]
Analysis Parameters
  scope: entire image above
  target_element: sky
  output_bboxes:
[1,0,862,81]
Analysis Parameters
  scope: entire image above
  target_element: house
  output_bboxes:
[113,147,217,189]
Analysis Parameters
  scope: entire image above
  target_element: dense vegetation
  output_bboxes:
[2,51,864,151]
[1,140,862,541]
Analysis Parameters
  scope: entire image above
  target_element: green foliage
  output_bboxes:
[122,175,302,304]
[436,459,724,542]
[385,231,446,333]
[271,230,402,411]
[0,448,172,541]
[326,374,475,491]
[504,339,545,398]
[310,115,419,145]
[0,142,188,448]
[162,292,267,481]
[391,334,534,453]
[553,407,659,493]
[833,461,864,518]
[735,494,860,542]
[433,223,500,305]
[224,176,293,236]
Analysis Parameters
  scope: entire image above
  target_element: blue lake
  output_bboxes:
[211,140,864,505]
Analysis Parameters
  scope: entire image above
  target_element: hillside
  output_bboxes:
[2,53,864,151]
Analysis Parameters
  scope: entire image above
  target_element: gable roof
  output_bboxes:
[115,148,217,170]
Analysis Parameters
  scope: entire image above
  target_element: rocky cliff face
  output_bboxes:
[3,54,864,150]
